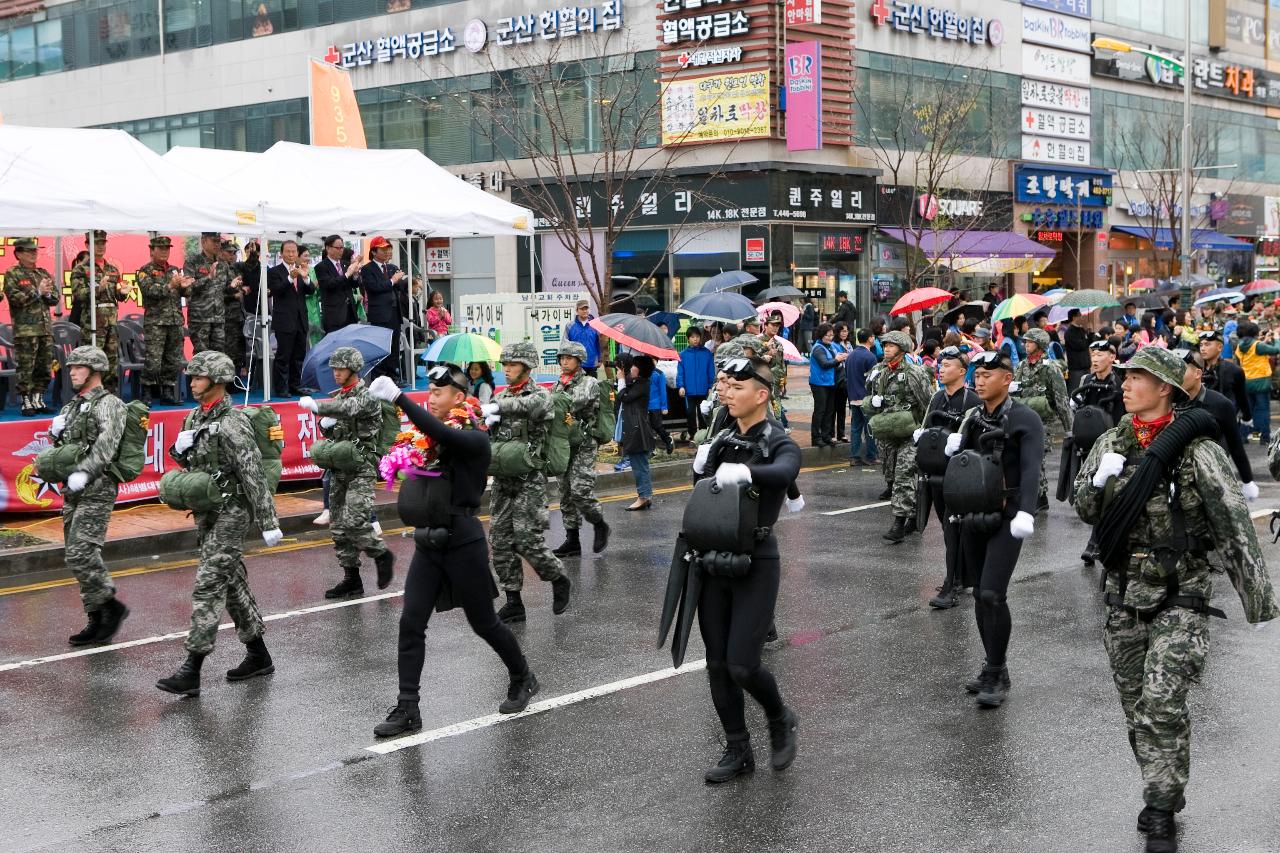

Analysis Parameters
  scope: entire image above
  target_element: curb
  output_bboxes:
[0,443,839,583]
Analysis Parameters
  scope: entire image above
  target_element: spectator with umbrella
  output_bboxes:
[618,354,657,510]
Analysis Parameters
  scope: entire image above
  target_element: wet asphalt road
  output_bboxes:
[3,441,1280,853]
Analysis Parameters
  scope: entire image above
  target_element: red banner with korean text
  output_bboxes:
[0,391,433,513]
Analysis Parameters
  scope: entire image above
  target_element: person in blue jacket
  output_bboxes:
[676,325,715,440]
[649,355,674,453]
[565,299,601,375]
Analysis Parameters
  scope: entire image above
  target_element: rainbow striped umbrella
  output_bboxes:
[990,292,1049,321]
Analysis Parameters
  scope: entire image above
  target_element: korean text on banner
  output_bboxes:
[661,70,770,145]
[784,41,822,152]
[309,58,368,148]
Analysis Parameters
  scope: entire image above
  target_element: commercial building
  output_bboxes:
[3,0,1280,323]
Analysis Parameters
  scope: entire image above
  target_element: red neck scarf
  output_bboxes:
[340,378,358,393]
[201,396,223,411]
[1132,411,1174,448]
[886,359,902,371]
[507,378,529,393]
[559,372,576,387]
[1028,353,1043,364]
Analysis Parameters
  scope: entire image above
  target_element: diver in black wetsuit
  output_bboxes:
[368,367,536,738]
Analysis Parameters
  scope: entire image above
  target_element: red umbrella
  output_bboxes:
[890,287,954,316]
[589,313,678,359]
[1242,279,1280,295]
[1128,278,1159,291]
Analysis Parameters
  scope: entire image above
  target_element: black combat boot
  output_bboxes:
[592,519,610,553]
[1081,544,1099,566]
[160,386,179,405]
[90,597,130,643]
[498,591,526,624]
[901,516,918,537]
[374,549,396,590]
[551,575,572,615]
[1138,796,1186,833]
[764,622,779,643]
[68,610,104,646]
[140,384,155,405]
[929,587,958,609]
[374,700,422,738]
[226,637,274,682]
[1143,809,1177,852]
[20,395,37,417]
[975,665,1011,708]
[156,652,206,697]
[965,665,1011,696]
[499,671,540,714]
[768,707,798,771]
[325,567,364,599]
[1036,495,1050,514]
[704,739,755,784]
[878,486,892,501]
[552,529,582,557]
[36,394,52,414]
[883,516,907,543]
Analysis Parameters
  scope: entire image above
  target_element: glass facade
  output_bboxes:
[1094,0,1208,42]
[106,98,309,152]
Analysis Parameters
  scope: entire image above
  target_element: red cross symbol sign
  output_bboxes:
[323,44,341,64]
[870,0,890,25]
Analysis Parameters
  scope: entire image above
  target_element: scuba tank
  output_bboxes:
[943,421,1007,534]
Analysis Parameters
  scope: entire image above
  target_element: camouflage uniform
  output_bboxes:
[2,240,58,403]
[1014,329,1072,506]
[137,237,189,397]
[171,353,279,656]
[69,250,126,391]
[185,249,230,354]
[760,331,789,422]
[1075,349,1279,815]
[490,343,564,592]
[314,352,389,573]
[55,349,127,613]
[555,356,604,532]
[862,332,934,521]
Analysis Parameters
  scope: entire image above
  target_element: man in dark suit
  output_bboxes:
[316,234,359,333]
[267,240,315,396]
[361,235,406,383]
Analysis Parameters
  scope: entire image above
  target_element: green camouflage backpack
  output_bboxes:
[376,401,402,455]
[109,399,151,482]
[592,381,617,445]
[543,391,574,476]
[242,405,285,493]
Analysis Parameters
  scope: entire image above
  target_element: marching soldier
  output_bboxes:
[220,239,252,378]
[47,346,130,646]
[1013,327,1071,512]
[136,236,193,405]
[550,340,611,557]
[759,314,790,424]
[3,237,58,416]
[69,231,129,392]
[480,341,572,623]
[156,351,284,698]
[185,232,238,355]
[298,347,396,599]
[1075,347,1278,853]
[863,330,933,543]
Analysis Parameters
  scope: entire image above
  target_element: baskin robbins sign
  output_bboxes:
[784,41,822,152]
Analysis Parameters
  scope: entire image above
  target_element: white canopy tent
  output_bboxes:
[0,124,258,355]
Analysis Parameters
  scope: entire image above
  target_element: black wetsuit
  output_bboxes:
[700,419,802,743]
[925,385,980,594]
[394,394,528,701]
[1072,370,1124,426]
[1183,385,1252,482]
[956,398,1043,669]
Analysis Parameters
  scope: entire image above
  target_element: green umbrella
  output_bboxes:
[1058,289,1121,310]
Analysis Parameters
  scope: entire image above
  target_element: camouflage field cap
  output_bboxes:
[1117,346,1189,400]
[65,345,110,373]
[184,351,236,384]
[328,346,365,371]
[13,238,38,252]
[149,236,172,249]
[500,341,539,369]
[86,230,107,242]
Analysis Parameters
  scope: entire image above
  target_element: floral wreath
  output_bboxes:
[378,397,486,489]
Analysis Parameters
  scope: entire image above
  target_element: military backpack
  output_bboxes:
[35,397,150,484]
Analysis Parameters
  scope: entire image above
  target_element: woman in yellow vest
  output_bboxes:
[1233,321,1280,444]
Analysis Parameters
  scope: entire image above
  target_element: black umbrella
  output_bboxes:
[702,270,757,292]
[755,285,806,301]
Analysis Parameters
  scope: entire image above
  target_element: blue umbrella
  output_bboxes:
[301,325,394,395]
[647,311,681,339]
[677,291,757,323]
[701,270,757,292]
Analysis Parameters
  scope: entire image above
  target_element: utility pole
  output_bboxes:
[1180,0,1192,280]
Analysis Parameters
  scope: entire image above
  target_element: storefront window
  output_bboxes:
[164,0,213,50]
[9,25,34,79]
[613,229,670,310]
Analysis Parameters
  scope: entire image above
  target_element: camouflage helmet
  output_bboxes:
[714,340,745,366]
[184,350,237,384]
[1023,328,1052,350]
[1117,346,1189,400]
[500,340,540,369]
[65,345,110,374]
[557,340,588,362]
[881,330,914,352]
[328,346,365,371]
[733,333,765,354]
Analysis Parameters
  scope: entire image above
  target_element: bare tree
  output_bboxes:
[855,56,1005,297]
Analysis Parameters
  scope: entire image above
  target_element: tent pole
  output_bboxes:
[259,214,271,403]
[405,235,416,390]
[88,235,98,348]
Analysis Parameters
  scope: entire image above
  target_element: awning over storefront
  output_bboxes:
[1110,226,1253,251]
[879,228,1056,274]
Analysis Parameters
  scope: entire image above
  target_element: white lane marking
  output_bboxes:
[365,659,709,755]
[0,591,404,673]
[822,500,891,516]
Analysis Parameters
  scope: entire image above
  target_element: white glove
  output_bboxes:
[912,428,924,443]
[692,443,711,474]
[368,375,401,402]
[297,396,318,413]
[485,414,501,426]
[66,471,88,492]
[49,414,66,437]
[871,395,883,408]
[1092,452,1127,488]
[1010,511,1035,540]
[319,417,337,430]
[1010,381,1021,393]
[481,403,500,417]
[699,399,713,416]
[1243,481,1260,502]
[714,462,752,488]
[944,432,963,457]
[785,494,805,513]
[1069,398,1079,410]
[174,430,197,454]
[262,528,284,547]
